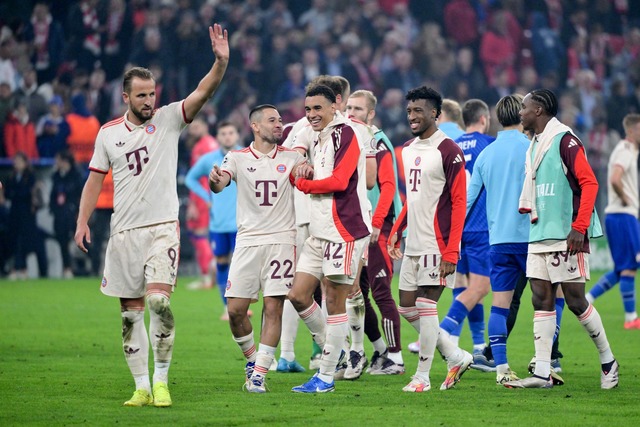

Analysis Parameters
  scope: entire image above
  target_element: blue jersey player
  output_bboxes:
[439,99,496,371]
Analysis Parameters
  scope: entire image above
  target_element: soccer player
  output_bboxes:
[288,84,371,393]
[438,99,465,140]
[277,75,349,373]
[587,113,640,329]
[208,104,308,393]
[185,121,243,320]
[464,94,529,384]
[438,99,495,371]
[388,86,473,392]
[504,89,619,389]
[345,90,405,377]
[74,24,230,407]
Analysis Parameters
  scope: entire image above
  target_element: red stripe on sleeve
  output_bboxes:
[372,151,395,229]
[569,148,598,233]
[559,135,598,234]
[442,166,466,263]
[389,203,407,248]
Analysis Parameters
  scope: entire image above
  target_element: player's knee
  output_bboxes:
[146,292,171,314]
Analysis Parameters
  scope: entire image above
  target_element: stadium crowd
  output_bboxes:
[0,0,640,278]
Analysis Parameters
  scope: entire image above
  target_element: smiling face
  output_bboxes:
[407,98,437,139]
[305,94,335,132]
[123,77,156,124]
[253,107,283,145]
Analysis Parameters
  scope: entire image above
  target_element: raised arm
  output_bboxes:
[183,24,230,122]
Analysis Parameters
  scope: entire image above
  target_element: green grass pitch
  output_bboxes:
[1,272,638,426]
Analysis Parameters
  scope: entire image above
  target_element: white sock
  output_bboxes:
[346,290,365,352]
[387,351,404,365]
[253,344,276,380]
[233,332,256,362]
[437,328,462,362]
[121,308,150,393]
[416,298,438,379]
[298,301,326,348]
[624,311,637,322]
[318,313,348,382]
[371,337,387,354]
[280,300,299,361]
[533,310,555,378]
[578,304,615,364]
[398,306,421,332]
[450,335,460,346]
[147,291,175,385]
[496,363,510,375]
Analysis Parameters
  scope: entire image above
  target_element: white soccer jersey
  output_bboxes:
[605,139,639,216]
[220,142,304,248]
[398,129,466,260]
[297,114,371,243]
[89,101,188,235]
[283,116,314,225]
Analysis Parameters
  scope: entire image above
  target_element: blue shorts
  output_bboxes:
[605,213,640,272]
[209,231,237,257]
[457,231,490,276]
[489,244,528,292]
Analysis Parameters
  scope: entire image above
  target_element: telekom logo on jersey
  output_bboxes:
[126,147,149,176]
[255,180,277,206]
[408,168,421,192]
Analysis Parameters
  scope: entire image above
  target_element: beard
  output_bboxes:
[130,105,152,123]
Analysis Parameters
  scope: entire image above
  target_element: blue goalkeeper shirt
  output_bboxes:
[467,129,530,245]
[456,131,495,233]
[185,147,240,233]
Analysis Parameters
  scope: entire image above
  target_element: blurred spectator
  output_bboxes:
[298,0,333,38]
[414,22,455,81]
[4,152,47,279]
[530,11,565,80]
[348,41,376,92]
[569,69,603,132]
[66,0,102,73]
[441,47,485,99]
[607,78,639,136]
[320,42,358,87]
[388,2,419,47]
[480,9,517,88]
[586,110,619,216]
[300,46,321,83]
[14,68,48,125]
[376,88,410,145]
[35,95,70,158]
[101,0,133,82]
[24,1,65,84]
[49,150,83,279]
[4,101,38,160]
[0,81,14,156]
[263,0,295,33]
[273,62,306,111]
[66,93,100,165]
[0,32,18,91]
[175,10,203,100]
[382,49,421,94]
[86,68,112,124]
[443,0,478,48]
[515,65,539,95]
